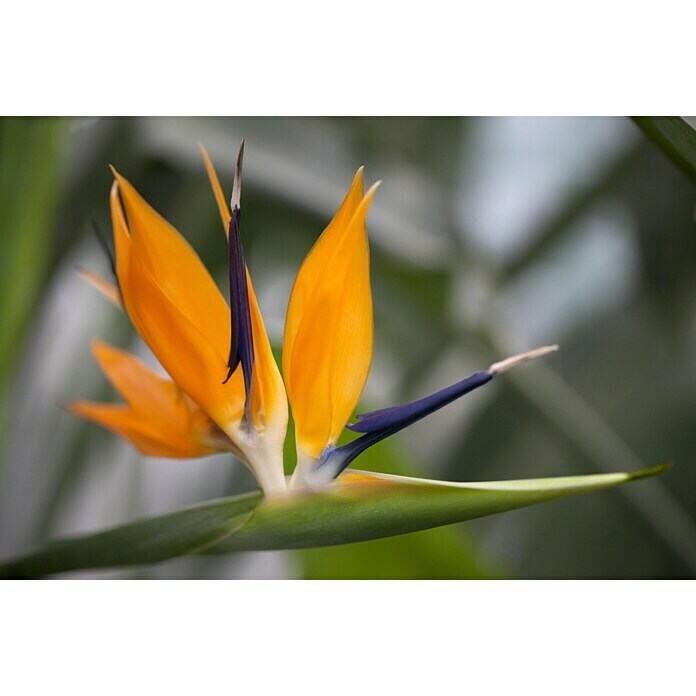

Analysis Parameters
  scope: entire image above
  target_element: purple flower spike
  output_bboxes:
[313,345,559,483]
[347,371,494,434]
[223,140,255,417]
[318,371,493,479]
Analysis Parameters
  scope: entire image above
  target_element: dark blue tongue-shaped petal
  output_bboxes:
[223,141,255,419]
[347,371,494,434]
[316,370,495,479]
[312,345,559,482]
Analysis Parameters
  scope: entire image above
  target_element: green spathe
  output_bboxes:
[0,492,260,579]
[207,465,669,552]
[0,464,669,578]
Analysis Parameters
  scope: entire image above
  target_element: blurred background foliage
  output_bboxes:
[1,116,695,578]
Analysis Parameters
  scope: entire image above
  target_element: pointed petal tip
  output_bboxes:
[66,399,96,417]
[231,140,245,211]
[109,167,132,195]
[360,180,381,209]
[109,167,129,194]
[236,138,245,173]
[489,344,559,374]
[74,263,91,278]
[89,339,118,372]
[200,144,231,231]
[89,337,108,354]
[365,179,382,201]
[76,267,122,308]
[89,338,125,366]
[346,166,365,198]
[198,142,210,161]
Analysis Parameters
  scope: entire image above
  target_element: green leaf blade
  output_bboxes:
[0,465,669,577]
[206,464,671,553]
[0,491,261,579]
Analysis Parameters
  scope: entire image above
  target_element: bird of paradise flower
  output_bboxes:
[0,141,667,578]
[72,140,560,494]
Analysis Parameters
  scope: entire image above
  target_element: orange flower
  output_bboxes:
[283,168,380,483]
[75,143,287,493]
[70,341,232,459]
[74,142,556,495]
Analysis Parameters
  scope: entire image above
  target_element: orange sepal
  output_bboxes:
[110,167,230,356]
[109,176,248,432]
[70,341,225,459]
[283,171,378,459]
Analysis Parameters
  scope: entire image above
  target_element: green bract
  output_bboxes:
[0,464,669,578]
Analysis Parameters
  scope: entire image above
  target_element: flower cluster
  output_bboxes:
[72,143,556,495]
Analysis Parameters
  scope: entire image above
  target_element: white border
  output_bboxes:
[2,2,694,692]
[3,1,696,114]
[1,581,692,694]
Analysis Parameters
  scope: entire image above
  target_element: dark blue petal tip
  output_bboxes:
[313,347,559,480]
[320,346,559,478]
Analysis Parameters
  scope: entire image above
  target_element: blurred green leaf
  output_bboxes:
[0,465,667,578]
[301,526,498,579]
[0,119,65,387]
[501,141,644,280]
[0,491,260,579]
[633,117,696,182]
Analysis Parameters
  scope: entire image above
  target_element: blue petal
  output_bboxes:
[348,371,493,433]
[318,370,494,479]
[224,205,255,413]
[222,141,255,418]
